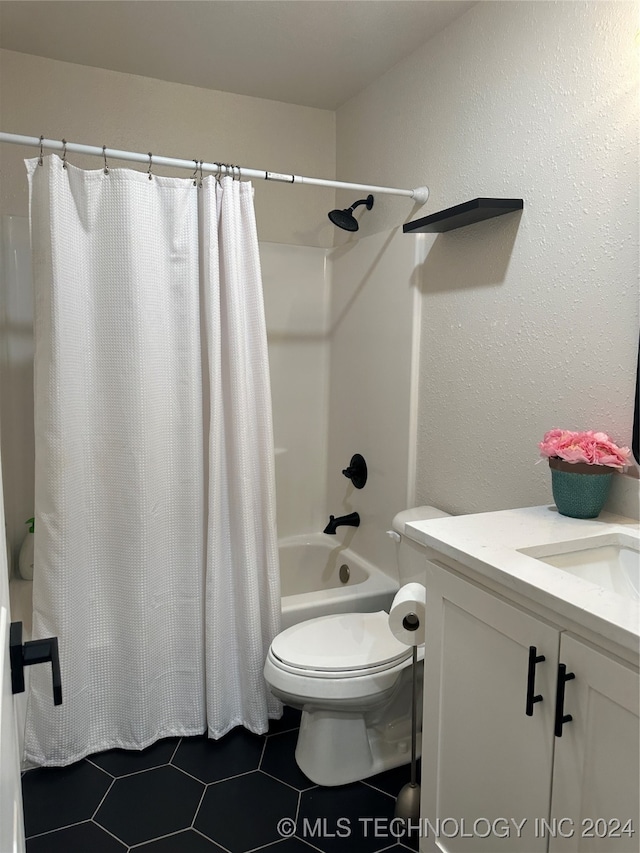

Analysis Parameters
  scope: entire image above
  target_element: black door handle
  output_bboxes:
[9,621,62,705]
[525,645,546,716]
[554,662,575,737]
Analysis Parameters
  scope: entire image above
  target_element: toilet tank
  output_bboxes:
[390,506,451,585]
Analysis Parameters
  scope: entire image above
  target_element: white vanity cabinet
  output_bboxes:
[549,634,639,853]
[421,559,640,853]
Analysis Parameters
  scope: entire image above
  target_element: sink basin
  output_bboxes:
[519,533,640,600]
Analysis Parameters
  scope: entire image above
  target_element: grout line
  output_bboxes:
[205,767,263,787]
[128,828,194,849]
[91,776,116,820]
[189,778,209,830]
[86,756,116,778]
[170,762,209,786]
[168,737,183,764]
[292,791,329,852]
[89,760,119,782]
[361,779,398,800]
[258,733,269,769]
[292,830,325,853]
[24,818,88,841]
[258,767,314,794]
[294,789,301,825]
[90,818,128,849]
[192,825,233,851]
[265,723,300,739]
[98,762,173,781]
[298,839,325,852]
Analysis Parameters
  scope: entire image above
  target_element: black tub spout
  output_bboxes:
[323,512,360,534]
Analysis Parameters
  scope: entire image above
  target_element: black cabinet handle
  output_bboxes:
[554,663,575,737]
[9,621,62,706]
[525,645,546,716]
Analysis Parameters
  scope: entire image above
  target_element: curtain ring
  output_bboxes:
[191,159,198,186]
[61,138,67,169]
[147,152,153,180]
[215,163,222,183]
[236,164,242,182]
[198,160,204,189]
[38,135,44,167]
[102,145,109,175]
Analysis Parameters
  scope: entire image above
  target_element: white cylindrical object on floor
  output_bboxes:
[388,583,426,646]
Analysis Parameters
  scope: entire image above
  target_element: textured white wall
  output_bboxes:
[336,1,639,517]
[0,49,336,248]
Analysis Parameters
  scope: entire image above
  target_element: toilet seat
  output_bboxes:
[270,611,412,677]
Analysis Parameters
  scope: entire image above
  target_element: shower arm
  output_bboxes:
[0,132,430,205]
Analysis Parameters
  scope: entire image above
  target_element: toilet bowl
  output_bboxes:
[263,505,450,786]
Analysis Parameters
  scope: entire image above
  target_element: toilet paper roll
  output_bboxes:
[388,583,426,646]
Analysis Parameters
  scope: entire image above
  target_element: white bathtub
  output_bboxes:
[279,532,398,630]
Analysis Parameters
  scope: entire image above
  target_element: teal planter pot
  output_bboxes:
[549,457,613,519]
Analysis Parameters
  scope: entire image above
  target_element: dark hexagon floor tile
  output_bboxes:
[261,729,315,790]
[95,764,204,846]
[89,737,180,777]
[363,759,420,798]
[22,760,112,837]
[268,705,302,735]
[194,770,298,853]
[172,728,264,783]
[26,821,126,853]
[132,828,227,851]
[298,782,396,853]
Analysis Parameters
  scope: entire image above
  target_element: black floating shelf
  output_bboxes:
[403,197,523,234]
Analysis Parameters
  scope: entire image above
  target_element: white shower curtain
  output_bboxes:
[24,155,280,765]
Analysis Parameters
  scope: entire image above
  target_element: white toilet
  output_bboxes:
[263,506,450,786]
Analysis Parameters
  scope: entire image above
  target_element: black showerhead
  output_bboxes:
[328,207,359,231]
[328,194,374,231]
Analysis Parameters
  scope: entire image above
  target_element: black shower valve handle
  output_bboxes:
[341,454,368,489]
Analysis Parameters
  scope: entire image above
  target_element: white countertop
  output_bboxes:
[407,506,640,657]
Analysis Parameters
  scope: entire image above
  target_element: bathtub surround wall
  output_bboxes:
[335,1,640,519]
[325,228,421,575]
[261,243,330,539]
[0,216,32,567]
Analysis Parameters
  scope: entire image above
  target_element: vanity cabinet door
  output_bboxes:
[549,634,639,853]
[421,561,561,853]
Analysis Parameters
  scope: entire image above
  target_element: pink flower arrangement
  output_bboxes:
[539,429,630,470]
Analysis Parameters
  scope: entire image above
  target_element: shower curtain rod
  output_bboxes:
[0,132,430,204]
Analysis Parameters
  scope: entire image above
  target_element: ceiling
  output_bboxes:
[0,1,475,110]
